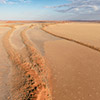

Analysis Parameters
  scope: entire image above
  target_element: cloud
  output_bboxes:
[0,0,31,4]
[46,0,100,14]
[93,5,99,11]
[19,0,31,3]
[0,0,6,4]
[71,9,100,20]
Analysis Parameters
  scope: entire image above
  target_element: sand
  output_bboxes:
[10,25,28,50]
[0,27,12,100]
[0,23,52,100]
[44,22,100,49]
[0,22,100,100]
[42,22,100,100]
[44,40,100,100]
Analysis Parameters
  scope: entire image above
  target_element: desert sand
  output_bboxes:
[42,22,100,100]
[43,22,100,49]
[0,23,52,100]
[0,22,100,100]
[44,40,100,100]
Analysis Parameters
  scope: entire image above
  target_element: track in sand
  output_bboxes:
[0,24,52,100]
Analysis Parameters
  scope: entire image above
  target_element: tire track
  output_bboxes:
[2,24,52,100]
[9,25,28,50]
[21,25,52,100]
[42,24,100,53]
[2,25,27,99]
[0,26,13,100]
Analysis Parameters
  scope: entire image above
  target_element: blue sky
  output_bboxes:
[0,0,100,20]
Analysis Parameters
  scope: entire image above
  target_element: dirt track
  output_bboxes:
[0,24,52,100]
[0,27,11,100]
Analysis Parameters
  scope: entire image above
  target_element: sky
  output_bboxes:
[0,0,100,20]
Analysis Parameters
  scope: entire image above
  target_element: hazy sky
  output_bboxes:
[0,0,100,20]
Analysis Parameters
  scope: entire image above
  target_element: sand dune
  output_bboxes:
[0,22,100,100]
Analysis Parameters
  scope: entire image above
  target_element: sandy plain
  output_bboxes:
[43,22,100,49]
[0,22,100,100]
[43,22,100,100]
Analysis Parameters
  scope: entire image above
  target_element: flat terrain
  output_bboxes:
[44,22,100,48]
[0,22,100,100]
[43,22,100,100]
[44,40,100,100]
[0,27,11,100]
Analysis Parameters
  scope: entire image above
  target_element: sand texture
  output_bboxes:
[43,23,100,50]
[0,23,52,100]
[42,22,100,100]
[0,22,100,100]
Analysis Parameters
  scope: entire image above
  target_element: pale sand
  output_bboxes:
[0,27,12,100]
[10,25,28,50]
[26,24,59,55]
[44,39,100,100]
[44,23,100,48]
